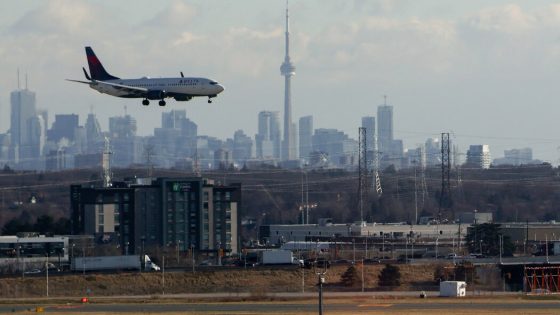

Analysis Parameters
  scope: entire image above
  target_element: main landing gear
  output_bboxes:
[142,99,149,106]
[159,100,166,106]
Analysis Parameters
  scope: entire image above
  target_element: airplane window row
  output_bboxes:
[128,83,197,88]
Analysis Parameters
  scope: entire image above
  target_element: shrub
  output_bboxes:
[378,264,401,289]
[340,264,361,287]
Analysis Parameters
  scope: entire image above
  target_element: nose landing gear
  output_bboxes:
[142,99,149,106]
[159,100,166,106]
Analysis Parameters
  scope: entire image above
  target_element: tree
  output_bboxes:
[340,264,361,287]
[34,215,54,235]
[378,264,401,289]
[1,218,32,235]
[465,223,514,256]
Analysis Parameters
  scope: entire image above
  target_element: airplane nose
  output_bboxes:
[217,84,225,93]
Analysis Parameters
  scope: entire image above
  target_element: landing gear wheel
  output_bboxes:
[159,100,166,106]
[208,98,212,104]
[142,99,149,106]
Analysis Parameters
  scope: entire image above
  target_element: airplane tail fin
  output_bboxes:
[85,46,120,81]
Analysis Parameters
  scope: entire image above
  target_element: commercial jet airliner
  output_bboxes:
[67,47,224,106]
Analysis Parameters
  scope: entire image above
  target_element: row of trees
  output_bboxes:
[1,215,70,236]
[340,262,477,289]
[339,263,402,288]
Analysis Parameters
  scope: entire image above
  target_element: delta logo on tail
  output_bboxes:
[67,46,224,106]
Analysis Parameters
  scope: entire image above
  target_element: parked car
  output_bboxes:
[304,258,330,269]
[23,269,42,274]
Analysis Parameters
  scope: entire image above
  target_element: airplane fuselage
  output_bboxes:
[69,46,225,106]
[91,77,223,100]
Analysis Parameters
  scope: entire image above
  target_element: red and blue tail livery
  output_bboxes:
[67,46,224,106]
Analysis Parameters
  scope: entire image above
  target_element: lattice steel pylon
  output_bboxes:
[439,132,451,220]
[372,135,383,197]
[102,137,112,188]
[358,127,369,224]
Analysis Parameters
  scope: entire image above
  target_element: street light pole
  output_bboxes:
[191,244,195,274]
[352,239,356,264]
[46,252,49,297]
[361,258,364,292]
[162,256,165,295]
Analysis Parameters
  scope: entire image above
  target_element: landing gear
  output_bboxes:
[208,98,213,104]
[142,99,149,106]
[159,100,166,106]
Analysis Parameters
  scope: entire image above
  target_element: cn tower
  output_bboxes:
[280,1,296,161]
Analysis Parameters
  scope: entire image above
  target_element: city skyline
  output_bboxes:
[2,1,560,163]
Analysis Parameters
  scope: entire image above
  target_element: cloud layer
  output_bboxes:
[1,1,560,161]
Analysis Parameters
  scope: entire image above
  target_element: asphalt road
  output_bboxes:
[2,300,560,314]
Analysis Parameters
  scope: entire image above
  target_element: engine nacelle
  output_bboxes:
[146,90,166,100]
[174,95,192,102]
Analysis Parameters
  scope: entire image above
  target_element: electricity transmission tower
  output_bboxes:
[358,127,369,223]
[439,132,451,221]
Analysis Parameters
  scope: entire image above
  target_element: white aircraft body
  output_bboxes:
[68,46,224,106]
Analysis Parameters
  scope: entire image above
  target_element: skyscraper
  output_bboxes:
[466,145,491,169]
[299,115,313,161]
[280,3,297,160]
[256,111,281,159]
[377,105,393,153]
[85,113,103,153]
[10,87,36,163]
[47,114,79,143]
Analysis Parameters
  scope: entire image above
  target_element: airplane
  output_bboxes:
[67,46,225,106]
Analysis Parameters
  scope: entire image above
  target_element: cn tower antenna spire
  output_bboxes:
[281,0,296,160]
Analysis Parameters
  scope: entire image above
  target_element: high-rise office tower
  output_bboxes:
[27,115,45,160]
[85,113,103,153]
[280,3,297,160]
[377,105,393,153]
[299,115,313,161]
[10,87,37,163]
[466,145,491,169]
[232,130,253,163]
[47,114,79,143]
[109,115,137,138]
[256,111,281,159]
[161,110,187,129]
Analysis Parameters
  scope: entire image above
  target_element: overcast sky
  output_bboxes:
[2,0,560,163]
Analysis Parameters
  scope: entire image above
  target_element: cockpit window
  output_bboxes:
[210,81,218,85]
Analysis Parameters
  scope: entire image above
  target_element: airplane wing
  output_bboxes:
[95,80,148,95]
[66,79,93,85]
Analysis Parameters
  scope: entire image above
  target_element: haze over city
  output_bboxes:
[2,0,560,162]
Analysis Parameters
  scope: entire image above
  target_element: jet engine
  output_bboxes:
[147,90,167,100]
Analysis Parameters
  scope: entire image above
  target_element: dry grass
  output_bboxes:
[1,263,498,299]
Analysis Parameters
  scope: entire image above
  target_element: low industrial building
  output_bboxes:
[0,235,69,272]
[260,219,471,245]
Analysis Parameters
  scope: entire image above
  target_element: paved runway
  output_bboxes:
[1,300,560,314]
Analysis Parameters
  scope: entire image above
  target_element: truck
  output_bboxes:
[439,281,467,297]
[261,250,303,266]
[71,255,160,272]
